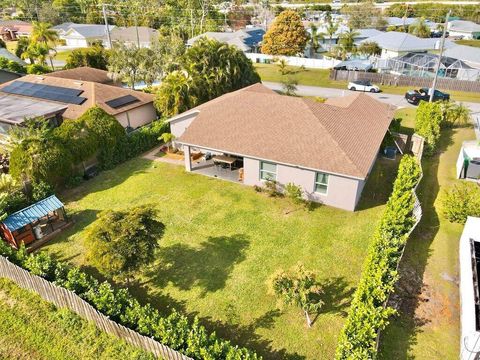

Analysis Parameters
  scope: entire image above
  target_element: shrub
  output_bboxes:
[442,182,480,224]
[264,179,281,197]
[285,183,303,204]
[414,101,443,156]
[0,243,260,359]
[31,180,54,202]
[335,155,422,359]
[27,63,51,74]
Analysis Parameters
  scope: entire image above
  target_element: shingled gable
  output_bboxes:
[176,83,394,179]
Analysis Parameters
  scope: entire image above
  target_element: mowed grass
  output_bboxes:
[455,39,480,48]
[0,278,153,360]
[42,156,398,359]
[254,63,480,103]
[379,112,476,358]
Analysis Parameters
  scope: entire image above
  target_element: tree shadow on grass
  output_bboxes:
[378,129,455,359]
[146,234,250,295]
[318,277,355,316]
[197,310,306,360]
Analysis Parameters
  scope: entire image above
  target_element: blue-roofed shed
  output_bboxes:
[1,195,69,249]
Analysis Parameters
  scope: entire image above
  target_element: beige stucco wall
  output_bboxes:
[243,157,363,211]
[115,103,156,129]
[169,113,198,139]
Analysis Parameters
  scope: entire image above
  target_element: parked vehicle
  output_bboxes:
[405,88,450,105]
[347,80,380,93]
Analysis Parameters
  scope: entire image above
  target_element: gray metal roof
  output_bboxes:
[361,31,440,52]
[449,20,480,33]
[444,45,480,66]
[2,195,64,232]
[65,24,114,39]
[0,93,67,124]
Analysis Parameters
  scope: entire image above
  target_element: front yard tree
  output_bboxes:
[261,10,308,56]
[270,263,324,327]
[408,17,431,38]
[85,206,164,283]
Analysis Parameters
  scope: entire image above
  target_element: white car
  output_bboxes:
[347,80,380,93]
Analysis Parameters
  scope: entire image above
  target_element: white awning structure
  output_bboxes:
[460,217,480,360]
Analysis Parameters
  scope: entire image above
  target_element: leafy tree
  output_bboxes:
[325,19,339,51]
[85,206,164,283]
[441,102,471,128]
[108,44,146,89]
[64,46,110,70]
[21,42,50,66]
[30,21,59,70]
[442,183,480,224]
[341,2,384,29]
[261,10,308,56]
[158,132,176,152]
[282,76,298,96]
[338,28,359,54]
[357,41,381,56]
[154,71,197,117]
[408,17,431,38]
[270,263,323,327]
[414,101,443,155]
[155,38,259,116]
[308,23,324,58]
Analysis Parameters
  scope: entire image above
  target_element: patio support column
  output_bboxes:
[184,145,192,172]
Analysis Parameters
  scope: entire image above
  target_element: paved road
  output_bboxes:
[263,81,480,117]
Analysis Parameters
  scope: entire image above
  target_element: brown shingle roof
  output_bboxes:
[46,67,117,85]
[177,83,394,179]
[0,74,154,119]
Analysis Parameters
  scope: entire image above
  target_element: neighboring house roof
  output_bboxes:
[187,27,265,51]
[355,29,384,39]
[361,31,447,52]
[0,19,30,26]
[449,20,480,33]
[2,195,64,232]
[0,48,26,65]
[0,69,23,85]
[0,75,154,119]
[109,26,158,44]
[46,67,117,85]
[0,93,67,124]
[176,83,393,179]
[64,24,114,39]
[52,22,77,32]
[443,45,480,67]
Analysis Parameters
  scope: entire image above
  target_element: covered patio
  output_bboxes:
[184,145,244,183]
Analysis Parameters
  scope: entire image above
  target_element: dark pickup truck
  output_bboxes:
[405,88,450,105]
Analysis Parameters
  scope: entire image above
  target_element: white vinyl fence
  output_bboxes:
[246,52,341,69]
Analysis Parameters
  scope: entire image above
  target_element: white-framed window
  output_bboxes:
[314,172,329,194]
[260,161,277,181]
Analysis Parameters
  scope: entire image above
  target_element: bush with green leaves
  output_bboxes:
[26,63,51,74]
[335,155,422,359]
[0,241,260,360]
[284,183,303,204]
[414,101,443,156]
[64,46,110,70]
[0,56,26,73]
[442,182,480,224]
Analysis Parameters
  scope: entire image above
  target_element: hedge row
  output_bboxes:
[0,243,260,360]
[335,155,422,359]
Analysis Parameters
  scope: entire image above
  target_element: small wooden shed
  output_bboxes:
[0,195,68,249]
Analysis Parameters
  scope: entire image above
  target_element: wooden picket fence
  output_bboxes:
[0,256,192,360]
[330,69,480,93]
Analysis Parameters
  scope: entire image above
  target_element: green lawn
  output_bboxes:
[254,63,480,103]
[455,39,480,48]
[0,278,153,360]
[379,113,476,358]
[42,155,398,359]
[5,41,17,54]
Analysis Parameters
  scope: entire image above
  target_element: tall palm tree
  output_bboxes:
[154,70,197,117]
[308,24,324,58]
[339,28,359,54]
[21,42,50,66]
[325,20,338,51]
[30,21,59,70]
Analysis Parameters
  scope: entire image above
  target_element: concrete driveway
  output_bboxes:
[263,81,480,117]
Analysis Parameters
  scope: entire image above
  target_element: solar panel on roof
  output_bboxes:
[105,95,139,109]
[1,81,87,105]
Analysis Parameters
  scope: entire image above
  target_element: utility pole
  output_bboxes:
[429,10,450,102]
[102,4,113,49]
[134,13,140,48]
